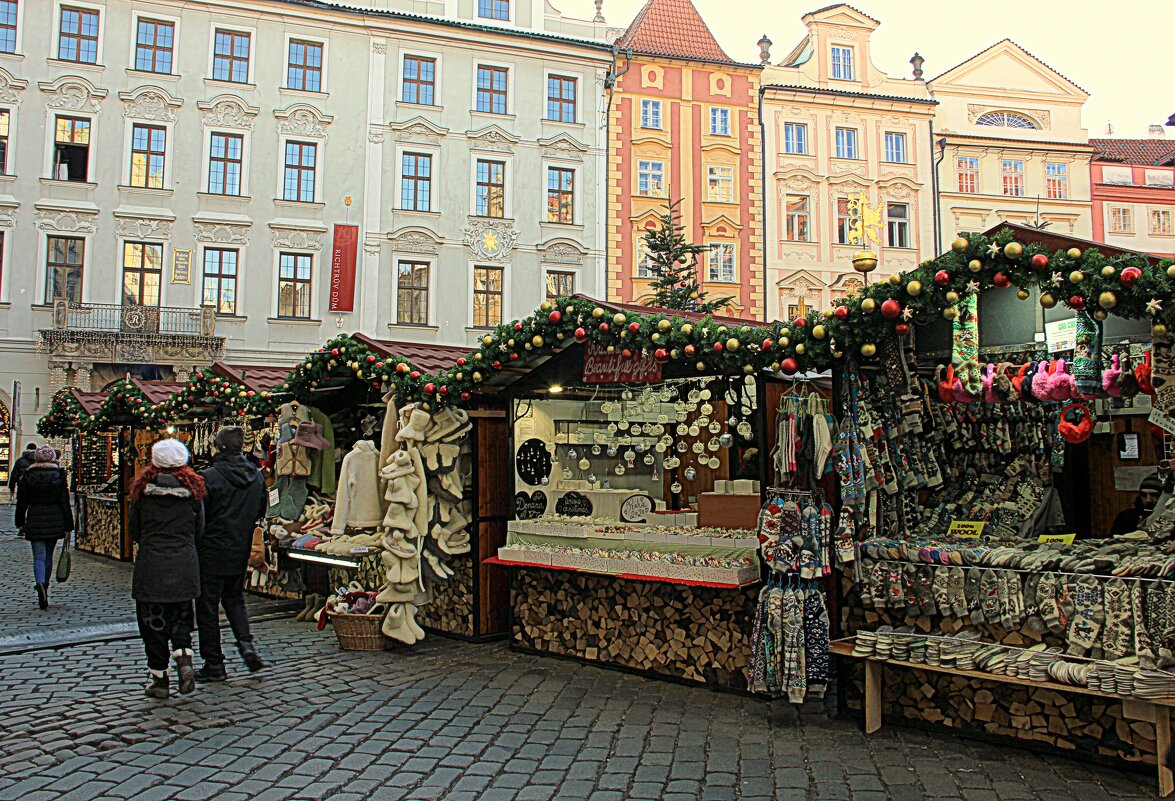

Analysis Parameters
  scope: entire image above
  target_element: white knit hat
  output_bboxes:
[152,438,190,468]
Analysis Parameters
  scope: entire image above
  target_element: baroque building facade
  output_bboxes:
[1089,138,1175,259]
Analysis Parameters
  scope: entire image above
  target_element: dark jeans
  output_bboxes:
[196,572,252,668]
[31,539,58,585]
[136,601,194,672]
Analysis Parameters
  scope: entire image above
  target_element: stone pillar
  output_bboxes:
[48,361,69,391]
[71,361,93,391]
[172,365,192,384]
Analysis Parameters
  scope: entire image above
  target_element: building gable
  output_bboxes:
[929,40,1087,101]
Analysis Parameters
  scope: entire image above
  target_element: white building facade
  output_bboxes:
[0,0,612,440]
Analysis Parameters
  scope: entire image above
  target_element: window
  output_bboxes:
[836,197,851,244]
[1001,159,1024,197]
[475,159,505,217]
[884,132,907,163]
[640,99,662,130]
[208,132,243,196]
[1151,208,1173,236]
[0,109,9,174]
[546,75,576,123]
[402,56,436,106]
[472,265,503,327]
[636,243,654,278]
[707,165,734,203]
[957,156,979,193]
[783,123,807,155]
[547,167,574,224]
[46,236,83,303]
[1109,205,1134,234]
[396,260,429,325]
[134,18,173,74]
[129,124,166,189]
[785,196,809,242]
[475,66,508,114]
[0,0,15,54]
[400,152,432,212]
[831,45,854,80]
[122,241,163,306]
[637,160,665,197]
[1045,162,1068,199]
[834,127,857,159]
[546,270,575,300]
[707,243,735,283]
[202,248,238,314]
[53,116,90,182]
[58,6,99,64]
[212,29,250,83]
[886,203,909,248]
[277,252,312,318]
[282,141,317,202]
[976,111,1038,129]
[477,0,509,20]
[710,107,730,136]
[287,40,323,92]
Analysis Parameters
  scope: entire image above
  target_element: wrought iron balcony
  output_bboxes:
[50,301,217,336]
[41,301,224,368]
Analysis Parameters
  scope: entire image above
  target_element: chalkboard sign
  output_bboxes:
[514,491,548,520]
[516,437,553,486]
[620,494,654,523]
[555,491,593,517]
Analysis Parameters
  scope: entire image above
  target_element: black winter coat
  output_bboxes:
[200,452,267,576]
[8,452,34,491]
[129,473,203,603]
[15,465,73,541]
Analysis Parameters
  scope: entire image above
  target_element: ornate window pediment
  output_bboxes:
[390,116,449,144]
[538,237,586,264]
[387,226,443,255]
[0,67,28,104]
[39,76,107,114]
[119,85,183,122]
[274,103,333,139]
[466,124,520,153]
[198,95,260,130]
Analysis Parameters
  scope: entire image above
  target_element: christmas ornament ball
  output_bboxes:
[1121,266,1143,288]
[946,291,960,304]
[1017,289,1030,301]
[1040,293,1057,309]
[1069,270,1085,284]
[951,237,969,253]
[681,323,693,335]
[591,307,605,318]
[888,273,902,285]
[968,259,983,273]
[780,357,799,375]
[1004,241,1023,258]
[1099,291,1117,309]
[934,270,951,285]
[719,433,734,448]
[1093,309,1109,321]
[1101,266,1116,278]
[1067,247,1083,259]
[657,319,671,332]
[811,324,827,340]
[1155,322,1169,337]
[895,323,911,336]
[1030,253,1050,271]
[684,467,698,481]
[795,343,806,355]
[1069,295,1086,311]
[881,299,902,319]
[860,342,877,357]
[1168,265,1175,279]
[861,298,877,314]
[993,272,1011,288]
[906,280,923,297]
[943,306,959,321]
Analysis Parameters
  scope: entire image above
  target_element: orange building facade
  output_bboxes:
[607,0,764,318]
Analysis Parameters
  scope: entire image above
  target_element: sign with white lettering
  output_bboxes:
[582,343,662,384]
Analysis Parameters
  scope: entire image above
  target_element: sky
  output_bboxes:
[570,0,1175,139]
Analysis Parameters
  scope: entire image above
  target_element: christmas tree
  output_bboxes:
[642,200,734,313]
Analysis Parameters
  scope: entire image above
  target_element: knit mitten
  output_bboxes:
[1133,579,1157,669]
[977,570,1000,627]
[932,567,952,618]
[1100,578,1132,661]
[1160,585,1175,668]
[1036,573,1061,635]
[1066,577,1103,656]
[1072,311,1103,398]
[948,567,968,619]
[833,507,856,565]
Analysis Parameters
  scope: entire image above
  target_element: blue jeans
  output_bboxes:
[31,540,57,586]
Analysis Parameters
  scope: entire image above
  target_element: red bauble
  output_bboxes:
[510,353,520,361]
[895,323,911,336]
[372,381,382,389]
[456,358,467,367]
[713,342,724,353]
[621,348,633,359]
[549,310,563,324]
[331,348,339,356]
[598,322,610,333]
[410,371,421,380]
[627,322,641,334]
[794,317,807,328]
[492,360,502,369]
[397,363,410,374]
[834,306,849,319]
[574,327,588,342]
[934,270,951,286]
[762,338,774,350]
[439,386,449,395]
[1069,295,1086,311]
[881,299,902,319]
[684,344,697,357]
[460,391,471,401]
[993,272,1011,288]
[1121,266,1143,288]
[1030,253,1049,271]
[513,322,524,331]
[781,357,799,375]
[654,348,669,363]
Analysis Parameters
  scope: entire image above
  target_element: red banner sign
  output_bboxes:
[582,343,663,383]
[328,224,359,313]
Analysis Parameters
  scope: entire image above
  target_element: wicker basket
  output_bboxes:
[329,612,387,651]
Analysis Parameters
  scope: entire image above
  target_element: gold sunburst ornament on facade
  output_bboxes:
[846,192,882,278]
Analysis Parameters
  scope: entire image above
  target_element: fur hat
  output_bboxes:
[33,445,57,463]
[215,426,245,453]
[152,438,190,468]
[1141,473,1164,493]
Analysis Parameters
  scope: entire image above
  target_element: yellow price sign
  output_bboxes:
[948,521,986,539]
[1037,533,1076,545]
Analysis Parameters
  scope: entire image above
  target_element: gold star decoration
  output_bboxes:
[987,243,1001,257]
[1147,299,1164,315]
[966,280,981,294]
[901,306,915,321]
[481,230,500,252]
[1051,272,1065,286]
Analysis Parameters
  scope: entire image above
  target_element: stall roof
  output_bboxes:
[212,362,291,394]
[131,379,184,404]
[71,389,107,417]
[982,222,1161,265]
[581,296,766,328]
[351,334,470,372]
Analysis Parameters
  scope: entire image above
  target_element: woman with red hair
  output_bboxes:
[129,438,205,699]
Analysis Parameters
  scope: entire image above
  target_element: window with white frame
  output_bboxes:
[122,241,163,306]
[53,115,90,182]
[212,29,250,83]
[886,202,909,248]
[637,160,665,197]
[135,18,174,74]
[640,99,661,130]
[475,65,508,114]
[287,39,323,92]
[0,109,9,175]
[707,243,735,283]
[710,107,730,136]
[46,235,84,303]
[472,265,503,327]
[783,122,807,155]
[1001,160,1025,197]
[1151,208,1172,236]
[208,132,243,195]
[477,0,509,20]
[546,167,574,224]
[545,270,575,300]
[707,165,734,203]
[834,127,857,159]
[831,45,854,80]
[129,124,166,188]
[475,159,505,217]
[396,260,429,325]
[1045,162,1068,199]
[402,55,436,105]
[636,241,654,278]
[400,152,432,212]
[546,75,576,123]
[884,132,907,163]
[976,111,1038,129]
[786,196,809,242]
[1109,205,1134,233]
[202,248,238,314]
[277,252,312,318]
[282,141,317,202]
[957,156,979,193]
[0,1,15,54]
[58,5,99,64]
[836,197,851,244]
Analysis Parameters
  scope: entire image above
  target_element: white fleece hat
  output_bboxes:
[152,438,190,468]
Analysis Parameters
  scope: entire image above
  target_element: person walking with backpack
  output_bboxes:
[194,426,268,682]
[14,445,72,609]
[129,439,205,699]
[9,442,38,499]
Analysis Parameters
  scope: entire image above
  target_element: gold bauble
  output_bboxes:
[681,323,693,335]
[943,306,959,321]
[690,292,699,300]
[651,332,661,342]
[1155,322,1169,337]
[907,280,923,297]
[532,335,544,347]
[1040,293,1057,309]
[556,332,565,340]
[473,352,483,360]
[696,361,706,371]
[1067,248,1082,259]
[1004,241,1023,258]
[657,319,672,332]
[860,343,877,357]
[778,327,790,336]
[812,324,827,340]
[968,259,983,273]
[852,251,879,274]
[780,337,790,347]
[482,335,494,346]
[613,313,627,325]
[540,301,553,312]
[743,364,755,374]
[1168,265,1175,279]
[1069,270,1084,284]
[888,273,902,285]
[770,361,781,371]
[726,338,740,351]
[524,343,533,351]
[832,350,844,359]
[795,343,806,355]
[606,345,615,353]
[1016,289,1030,301]
[578,458,591,471]
[951,237,969,253]
[473,371,483,382]
[1101,266,1116,278]
[1099,291,1117,310]
[861,298,877,314]
[1093,309,1109,321]
[945,291,960,304]
[591,307,605,318]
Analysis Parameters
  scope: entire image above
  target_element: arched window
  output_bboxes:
[975,111,1038,130]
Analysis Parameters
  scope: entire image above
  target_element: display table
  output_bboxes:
[77,493,122,559]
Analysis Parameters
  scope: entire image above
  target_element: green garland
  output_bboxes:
[38,389,89,437]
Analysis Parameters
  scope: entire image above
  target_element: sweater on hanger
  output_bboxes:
[306,406,337,495]
[331,440,383,533]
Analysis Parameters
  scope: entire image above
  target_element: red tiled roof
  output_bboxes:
[616,0,735,64]
[131,379,184,404]
[71,389,106,417]
[981,222,1161,265]
[1089,138,1175,166]
[213,362,291,394]
[351,334,471,373]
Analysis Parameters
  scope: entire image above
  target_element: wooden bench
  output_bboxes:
[830,638,1175,797]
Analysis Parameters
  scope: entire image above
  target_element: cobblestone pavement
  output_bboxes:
[0,509,1159,800]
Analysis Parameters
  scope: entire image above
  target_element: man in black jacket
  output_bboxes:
[194,426,269,681]
[8,442,37,498]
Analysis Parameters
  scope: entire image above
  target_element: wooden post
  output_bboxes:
[864,660,882,734]
[1157,704,1173,798]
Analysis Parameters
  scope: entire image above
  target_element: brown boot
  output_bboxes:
[172,649,196,695]
[144,669,169,699]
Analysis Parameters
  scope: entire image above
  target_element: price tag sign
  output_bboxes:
[1037,532,1076,545]
[948,521,986,539]
[268,488,280,509]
